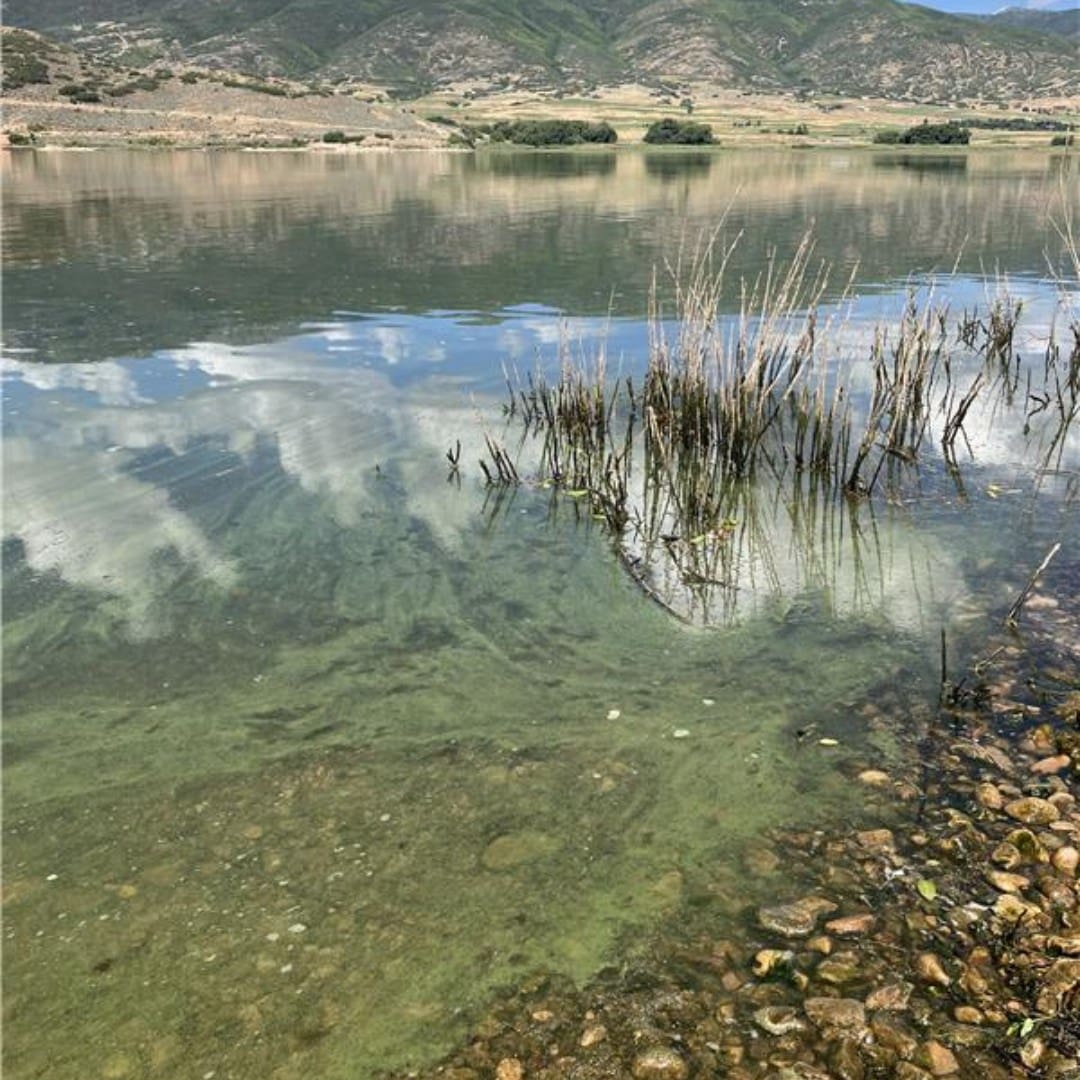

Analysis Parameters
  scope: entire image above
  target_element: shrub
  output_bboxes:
[322,130,347,143]
[1051,133,1075,147]
[486,119,617,146]
[643,118,714,145]
[7,131,34,146]
[874,122,970,146]
[222,78,288,97]
[180,71,199,84]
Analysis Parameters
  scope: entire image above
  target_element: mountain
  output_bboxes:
[986,7,1080,41]
[3,0,1078,100]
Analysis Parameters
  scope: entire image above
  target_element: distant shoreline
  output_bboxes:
[3,83,1076,154]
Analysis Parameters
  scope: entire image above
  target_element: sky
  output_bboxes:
[908,0,1077,11]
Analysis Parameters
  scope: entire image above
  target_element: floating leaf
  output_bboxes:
[566,489,589,498]
[1019,1017,1036,1038]
[818,737,839,747]
[688,534,709,546]
[916,879,938,901]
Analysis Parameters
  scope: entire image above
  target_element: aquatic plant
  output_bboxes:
[476,232,1077,623]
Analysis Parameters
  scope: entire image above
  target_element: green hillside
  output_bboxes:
[2,0,1077,98]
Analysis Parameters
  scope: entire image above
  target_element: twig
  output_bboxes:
[1005,542,1062,627]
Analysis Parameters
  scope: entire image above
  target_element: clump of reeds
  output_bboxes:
[479,229,1076,615]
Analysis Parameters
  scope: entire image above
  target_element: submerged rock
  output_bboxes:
[758,896,838,937]
[495,1059,524,1080]
[915,953,951,987]
[481,831,559,871]
[803,996,867,1037]
[753,1004,806,1035]
[1035,958,1080,1015]
[1004,798,1060,825]
[919,1040,959,1076]
[825,913,875,936]
[753,948,795,976]
[865,980,913,1011]
[631,1047,688,1079]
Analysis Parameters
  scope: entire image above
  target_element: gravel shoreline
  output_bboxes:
[394,583,1080,1080]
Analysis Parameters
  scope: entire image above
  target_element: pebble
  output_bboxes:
[495,1059,524,1080]
[1032,754,1071,776]
[579,1024,607,1048]
[606,709,621,720]
[1004,828,1049,863]
[871,1013,919,1058]
[865,980,913,1011]
[975,782,1003,810]
[915,952,951,987]
[288,923,307,934]
[1035,958,1080,1015]
[1019,1037,1046,1070]
[855,828,895,853]
[921,1039,959,1075]
[631,1047,688,1079]
[752,948,794,976]
[857,769,890,786]
[1004,797,1060,825]
[753,1005,806,1036]
[825,913,875,936]
[1052,846,1078,877]
[990,841,1023,869]
[803,996,867,1036]
[986,870,1029,894]
[672,729,690,739]
[953,1005,983,1024]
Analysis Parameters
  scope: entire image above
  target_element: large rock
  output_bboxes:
[758,896,838,937]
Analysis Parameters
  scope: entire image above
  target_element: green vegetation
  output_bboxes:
[961,116,1070,132]
[1051,134,1075,147]
[874,122,971,146]
[180,71,200,84]
[6,131,35,146]
[322,130,366,144]
[643,118,714,145]
[479,119,617,146]
[221,77,289,97]
[58,83,102,104]
[1,29,52,90]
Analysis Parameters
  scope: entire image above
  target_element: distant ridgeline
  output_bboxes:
[2,0,1079,100]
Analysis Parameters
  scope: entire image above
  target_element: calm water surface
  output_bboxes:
[2,148,1077,1079]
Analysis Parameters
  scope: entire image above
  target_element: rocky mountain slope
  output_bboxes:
[3,0,1078,100]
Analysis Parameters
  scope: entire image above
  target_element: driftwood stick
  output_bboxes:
[1005,541,1062,628]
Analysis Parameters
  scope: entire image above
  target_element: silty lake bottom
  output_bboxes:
[1,149,1078,1079]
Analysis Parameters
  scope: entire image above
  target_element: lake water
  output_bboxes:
[2,148,1077,1079]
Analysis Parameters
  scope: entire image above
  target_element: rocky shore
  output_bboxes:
[395,584,1080,1080]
